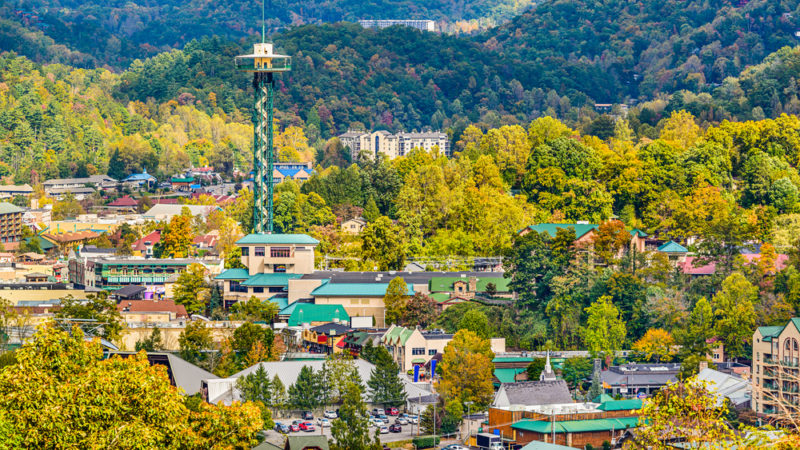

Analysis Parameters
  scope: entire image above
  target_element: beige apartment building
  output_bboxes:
[339,130,450,160]
[381,324,506,372]
[752,318,800,415]
[215,233,319,305]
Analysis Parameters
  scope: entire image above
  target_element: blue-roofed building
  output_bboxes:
[657,240,689,263]
[121,169,157,189]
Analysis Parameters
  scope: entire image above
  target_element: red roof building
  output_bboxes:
[131,230,161,257]
[117,299,188,320]
[107,195,138,208]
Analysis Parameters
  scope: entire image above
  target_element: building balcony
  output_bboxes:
[781,360,800,368]
[763,356,778,365]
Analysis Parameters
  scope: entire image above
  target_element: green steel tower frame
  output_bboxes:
[235,42,291,233]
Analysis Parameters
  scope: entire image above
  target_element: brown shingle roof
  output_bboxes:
[43,230,100,243]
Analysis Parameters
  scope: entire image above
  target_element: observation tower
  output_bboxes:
[235,17,291,233]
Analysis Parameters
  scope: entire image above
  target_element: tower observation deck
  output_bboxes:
[235,42,291,234]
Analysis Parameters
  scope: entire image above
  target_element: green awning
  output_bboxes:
[411,358,426,364]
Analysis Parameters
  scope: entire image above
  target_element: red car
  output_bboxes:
[299,422,316,432]
[288,424,300,432]
[385,407,399,416]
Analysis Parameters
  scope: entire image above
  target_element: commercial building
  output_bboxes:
[358,19,435,32]
[338,130,450,160]
[752,318,800,415]
[381,324,506,371]
[0,184,33,199]
[69,256,221,292]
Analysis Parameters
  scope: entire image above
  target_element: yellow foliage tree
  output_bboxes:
[632,328,675,362]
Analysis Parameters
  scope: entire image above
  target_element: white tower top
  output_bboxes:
[540,351,557,382]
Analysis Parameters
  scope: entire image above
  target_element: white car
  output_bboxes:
[324,410,338,419]
[406,415,419,424]
[370,418,383,427]
[395,417,408,425]
[379,426,389,434]
[316,418,331,428]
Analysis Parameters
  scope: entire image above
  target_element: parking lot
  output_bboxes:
[267,414,424,444]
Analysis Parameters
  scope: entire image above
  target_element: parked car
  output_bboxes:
[316,418,330,428]
[395,417,408,425]
[372,408,383,415]
[377,414,389,424]
[406,415,419,424]
[385,407,399,416]
[274,423,290,433]
[299,422,315,432]
[379,426,389,434]
[288,423,300,432]
[324,410,338,419]
[442,445,469,450]
[388,424,402,433]
[301,411,314,420]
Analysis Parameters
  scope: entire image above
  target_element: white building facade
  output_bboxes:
[338,130,450,160]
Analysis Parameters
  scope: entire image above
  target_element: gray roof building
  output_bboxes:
[492,380,573,408]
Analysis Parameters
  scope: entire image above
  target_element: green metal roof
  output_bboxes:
[311,282,414,297]
[430,292,451,303]
[98,260,192,266]
[512,417,640,434]
[657,241,688,253]
[267,295,289,310]
[494,368,526,383]
[0,202,24,215]
[26,236,56,251]
[241,273,302,287]
[522,223,599,239]
[236,233,319,245]
[598,399,643,411]
[171,177,194,183]
[214,268,250,280]
[429,276,510,293]
[287,304,350,326]
[521,223,646,239]
[285,435,330,450]
[493,357,534,363]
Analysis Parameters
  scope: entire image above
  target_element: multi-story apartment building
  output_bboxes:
[0,202,24,248]
[338,130,450,160]
[358,19,435,32]
[752,318,800,415]
[69,256,221,292]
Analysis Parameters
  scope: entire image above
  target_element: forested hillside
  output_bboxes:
[480,0,800,99]
[0,0,536,68]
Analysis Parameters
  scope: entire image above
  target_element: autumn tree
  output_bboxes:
[0,323,262,448]
[230,296,279,322]
[592,220,631,265]
[711,272,758,359]
[632,329,675,362]
[179,320,214,367]
[361,216,406,271]
[583,296,626,358]
[625,378,740,449]
[383,277,409,326]
[173,263,210,314]
[401,292,438,328]
[55,292,123,341]
[437,330,495,410]
[160,210,194,258]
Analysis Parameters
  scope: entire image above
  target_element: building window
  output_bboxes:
[253,287,264,293]
[412,348,425,355]
[269,286,284,293]
[230,281,248,293]
[274,264,287,273]
[255,247,265,256]
[428,349,436,355]
[271,247,291,258]
[241,247,249,256]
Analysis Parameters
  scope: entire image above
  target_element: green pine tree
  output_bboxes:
[330,382,382,450]
[363,196,380,222]
[367,347,406,407]
[289,365,322,409]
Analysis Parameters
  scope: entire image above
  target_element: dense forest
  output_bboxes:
[0,0,537,68]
